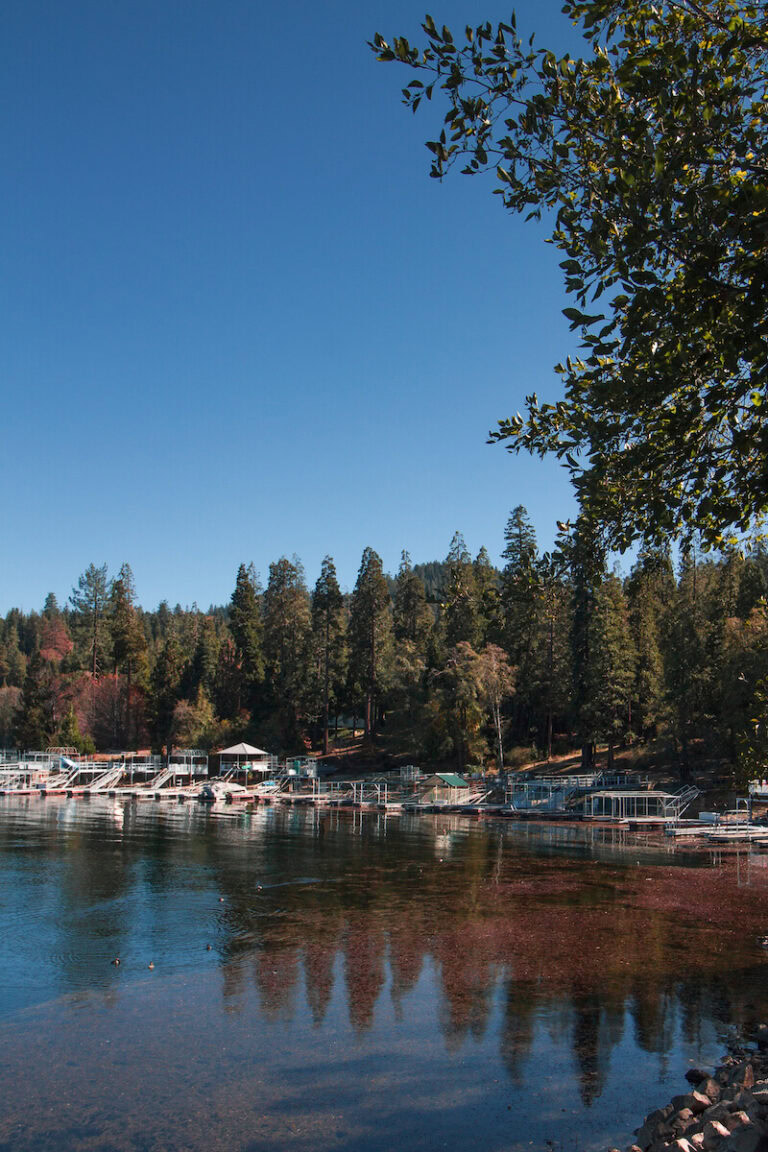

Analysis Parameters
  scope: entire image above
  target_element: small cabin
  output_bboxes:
[418,772,470,805]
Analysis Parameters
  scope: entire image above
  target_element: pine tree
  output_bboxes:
[262,557,311,747]
[443,532,480,649]
[70,563,110,678]
[186,616,220,700]
[149,626,183,761]
[625,548,674,739]
[529,550,571,760]
[392,552,432,649]
[108,563,147,748]
[567,518,608,770]
[229,563,264,711]
[428,642,485,771]
[311,557,345,755]
[473,547,502,647]
[500,507,540,739]
[348,547,392,744]
[665,545,714,779]
[57,703,95,755]
[14,651,54,750]
[582,574,637,768]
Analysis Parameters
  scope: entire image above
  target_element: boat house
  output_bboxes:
[418,773,470,805]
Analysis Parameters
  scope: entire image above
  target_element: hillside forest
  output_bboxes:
[3,508,768,781]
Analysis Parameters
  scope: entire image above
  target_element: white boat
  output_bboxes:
[199,781,250,805]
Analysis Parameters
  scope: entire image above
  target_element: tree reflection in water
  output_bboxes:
[1,799,768,1131]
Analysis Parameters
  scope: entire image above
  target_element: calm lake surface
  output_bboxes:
[1,799,767,1152]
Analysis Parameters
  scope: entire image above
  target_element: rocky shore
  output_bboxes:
[610,1027,768,1152]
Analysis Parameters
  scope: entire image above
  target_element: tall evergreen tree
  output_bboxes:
[529,550,571,760]
[229,563,264,712]
[70,563,110,678]
[149,626,183,761]
[582,574,637,768]
[625,548,675,739]
[443,532,480,649]
[500,506,539,662]
[392,552,432,649]
[311,556,345,755]
[348,547,392,744]
[665,545,715,778]
[473,547,502,647]
[262,557,311,747]
[14,651,55,750]
[567,518,608,770]
[109,563,147,748]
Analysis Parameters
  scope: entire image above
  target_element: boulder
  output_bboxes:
[705,1104,735,1125]
[673,1110,696,1132]
[722,1127,768,1152]
[672,1140,697,1152]
[675,1095,714,1117]
[690,1136,706,1151]
[702,1081,723,1103]
[703,1119,732,1149]
[751,1083,768,1107]
[728,1065,756,1090]
[688,1070,714,1085]
[724,1113,753,1133]
[754,1025,768,1050]
[637,1108,676,1149]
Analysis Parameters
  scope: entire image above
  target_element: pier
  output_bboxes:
[1,748,767,841]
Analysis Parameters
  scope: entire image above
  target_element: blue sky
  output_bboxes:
[2,1,587,611]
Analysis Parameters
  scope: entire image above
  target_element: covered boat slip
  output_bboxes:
[217,743,278,781]
[580,785,700,824]
[503,771,700,826]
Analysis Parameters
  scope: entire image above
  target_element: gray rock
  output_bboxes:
[724,1113,752,1133]
[730,1092,760,1120]
[674,1110,695,1130]
[637,1108,676,1149]
[675,1094,714,1117]
[728,1065,756,1090]
[702,1080,723,1103]
[703,1119,732,1149]
[751,1084,768,1107]
[722,1126,768,1152]
[704,1104,735,1124]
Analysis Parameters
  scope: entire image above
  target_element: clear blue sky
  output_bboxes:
[2,1,586,612]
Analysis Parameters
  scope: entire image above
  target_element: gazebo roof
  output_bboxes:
[218,742,269,757]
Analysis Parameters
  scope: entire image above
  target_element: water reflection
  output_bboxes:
[0,798,767,1152]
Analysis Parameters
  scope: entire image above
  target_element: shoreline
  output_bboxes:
[610,1030,768,1152]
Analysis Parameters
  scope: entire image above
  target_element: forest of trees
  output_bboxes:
[2,511,768,780]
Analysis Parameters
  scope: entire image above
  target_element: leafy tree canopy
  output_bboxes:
[371,0,768,550]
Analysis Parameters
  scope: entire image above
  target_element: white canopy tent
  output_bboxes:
[217,742,272,776]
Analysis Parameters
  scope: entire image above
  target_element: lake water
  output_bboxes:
[0,798,767,1152]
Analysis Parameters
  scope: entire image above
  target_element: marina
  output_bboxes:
[2,747,767,843]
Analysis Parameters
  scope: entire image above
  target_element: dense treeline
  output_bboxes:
[2,511,768,779]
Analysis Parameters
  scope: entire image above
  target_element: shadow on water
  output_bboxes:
[0,798,767,1151]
